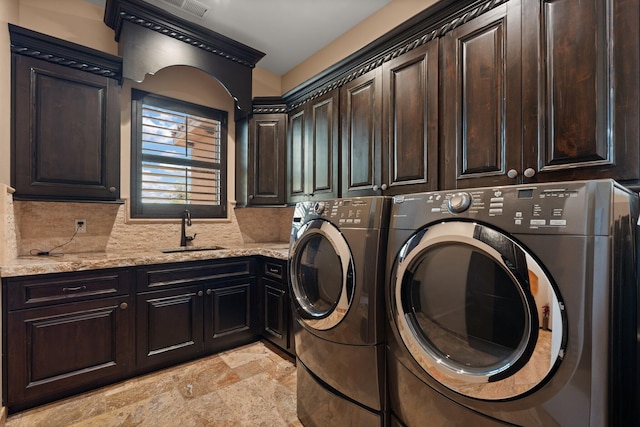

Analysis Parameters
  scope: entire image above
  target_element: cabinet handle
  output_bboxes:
[381,184,388,191]
[523,168,536,178]
[268,267,279,274]
[197,290,204,297]
[248,194,254,200]
[119,302,128,310]
[206,289,212,295]
[62,285,87,292]
[109,187,117,193]
[373,184,379,191]
[507,169,519,179]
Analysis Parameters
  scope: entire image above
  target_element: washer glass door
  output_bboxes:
[390,221,565,400]
[290,219,354,331]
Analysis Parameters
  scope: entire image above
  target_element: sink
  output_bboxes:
[161,246,224,253]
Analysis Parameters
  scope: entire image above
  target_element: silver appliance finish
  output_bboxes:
[386,179,639,426]
[289,197,390,426]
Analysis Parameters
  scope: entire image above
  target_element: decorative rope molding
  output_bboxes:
[8,24,123,81]
[10,45,119,78]
[285,0,508,112]
[119,12,256,68]
[252,106,289,114]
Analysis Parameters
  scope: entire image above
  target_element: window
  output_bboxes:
[131,89,227,219]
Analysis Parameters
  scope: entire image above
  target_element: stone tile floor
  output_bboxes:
[5,341,302,427]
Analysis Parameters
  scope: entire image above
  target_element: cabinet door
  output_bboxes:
[136,284,204,371]
[287,106,307,203]
[306,90,339,200]
[204,277,256,352]
[521,0,639,183]
[7,296,133,411]
[247,113,287,205]
[383,39,439,195]
[12,54,120,201]
[341,67,383,197]
[262,278,288,350]
[442,1,522,189]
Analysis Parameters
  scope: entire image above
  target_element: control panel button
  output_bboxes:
[447,192,472,213]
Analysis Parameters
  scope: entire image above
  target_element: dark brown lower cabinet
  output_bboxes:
[3,258,263,412]
[4,268,134,413]
[135,259,258,372]
[136,284,204,370]
[260,258,294,355]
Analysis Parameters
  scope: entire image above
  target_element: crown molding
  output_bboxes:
[283,0,508,110]
[8,24,122,81]
[104,0,265,68]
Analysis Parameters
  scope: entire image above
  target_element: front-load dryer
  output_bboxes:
[385,179,639,426]
[289,197,390,426]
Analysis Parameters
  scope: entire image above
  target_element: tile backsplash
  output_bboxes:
[4,196,293,259]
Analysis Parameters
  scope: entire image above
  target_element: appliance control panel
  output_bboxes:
[390,180,622,235]
[293,197,390,229]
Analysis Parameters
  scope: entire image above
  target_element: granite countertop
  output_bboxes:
[0,243,291,278]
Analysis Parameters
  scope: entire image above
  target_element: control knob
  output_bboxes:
[447,192,472,213]
[314,202,325,215]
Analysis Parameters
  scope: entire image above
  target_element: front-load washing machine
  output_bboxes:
[289,197,390,426]
[385,179,639,426]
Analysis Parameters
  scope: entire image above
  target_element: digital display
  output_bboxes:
[518,189,534,199]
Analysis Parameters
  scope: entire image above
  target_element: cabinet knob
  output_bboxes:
[373,184,379,191]
[507,169,519,179]
[206,289,212,295]
[381,183,388,191]
[109,187,117,193]
[248,194,254,200]
[197,290,204,297]
[119,302,128,310]
[523,168,536,178]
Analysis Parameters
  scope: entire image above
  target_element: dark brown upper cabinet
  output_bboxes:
[247,112,287,206]
[442,1,522,189]
[341,39,439,198]
[444,0,640,188]
[382,38,439,195]
[10,25,122,202]
[520,0,639,184]
[340,68,383,198]
[287,89,339,204]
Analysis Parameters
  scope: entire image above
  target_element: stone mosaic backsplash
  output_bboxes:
[2,193,293,261]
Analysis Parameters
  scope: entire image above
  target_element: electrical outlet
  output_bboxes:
[75,219,87,233]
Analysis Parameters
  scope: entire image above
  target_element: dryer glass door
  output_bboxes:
[290,219,354,331]
[390,221,565,400]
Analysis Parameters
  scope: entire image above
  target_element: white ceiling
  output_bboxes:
[89,0,392,75]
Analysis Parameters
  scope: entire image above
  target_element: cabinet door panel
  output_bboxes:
[7,296,132,408]
[136,284,203,369]
[443,2,521,188]
[287,108,307,202]
[204,277,256,352]
[341,68,382,197]
[263,280,286,343]
[13,55,120,200]
[248,114,286,205]
[309,91,339,199]
[383,39,439,194]
[522,0,639,182]
[211,285,250,336]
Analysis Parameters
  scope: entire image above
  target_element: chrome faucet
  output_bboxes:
[180,209,197,246]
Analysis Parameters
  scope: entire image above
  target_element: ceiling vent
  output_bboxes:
[158,0,208,18]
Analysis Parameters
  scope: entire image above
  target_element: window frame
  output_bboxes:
[130,89,228,219]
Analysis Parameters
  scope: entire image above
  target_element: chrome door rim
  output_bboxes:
[290,219,354,330]
[391,221,566,400]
